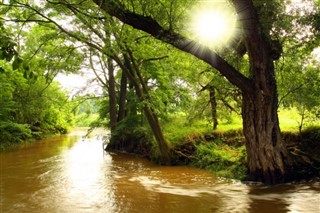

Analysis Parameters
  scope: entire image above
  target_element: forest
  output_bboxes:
[0,0,319,184]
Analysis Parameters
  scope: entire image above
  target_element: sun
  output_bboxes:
[190,4,236,46]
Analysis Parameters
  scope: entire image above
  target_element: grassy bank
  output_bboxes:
[107,108,319,180]
[161,108,319,180]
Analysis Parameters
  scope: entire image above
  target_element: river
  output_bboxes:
[1,128,319,213]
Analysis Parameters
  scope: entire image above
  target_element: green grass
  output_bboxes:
[163,108,317,144]
[215,114,242,131]
[215,108,310,132]
[163,117,211,146]
[75,113,99,127]
[193,141,247,180]
[163,112,244,145]
[162,108,318,180]
[278,108,301,131]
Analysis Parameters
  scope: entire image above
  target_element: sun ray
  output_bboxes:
[190,1,237,48]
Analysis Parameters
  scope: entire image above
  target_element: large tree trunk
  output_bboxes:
[234,0,292,184]
[242,66,291,183]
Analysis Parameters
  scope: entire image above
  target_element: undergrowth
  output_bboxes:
[192,140,247,180]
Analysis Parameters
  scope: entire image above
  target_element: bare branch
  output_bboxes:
[89,50,108,88]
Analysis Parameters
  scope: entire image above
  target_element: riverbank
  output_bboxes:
[2,131,319,213]
[0,121,70,151]
[106,126,320,182]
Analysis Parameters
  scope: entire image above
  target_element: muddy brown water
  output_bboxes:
[1,128,319,213]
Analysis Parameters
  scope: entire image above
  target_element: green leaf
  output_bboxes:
[12,56,23,70]
[4,51,14,62]
[29,71,38,80]
[0,49,4,60]
[0,67,5,73]
[23,70,28,79]
[23,61,30,71]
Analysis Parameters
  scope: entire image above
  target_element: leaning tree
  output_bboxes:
[89,0,320,183]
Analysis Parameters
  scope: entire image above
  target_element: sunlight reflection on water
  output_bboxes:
[1,129,319,213]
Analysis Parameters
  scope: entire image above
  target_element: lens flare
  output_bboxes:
[190,2,236,47]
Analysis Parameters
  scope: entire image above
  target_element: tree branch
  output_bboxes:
[0,17,51,23]
[89,50,108,88]
[142,55,169,63]
[8,1,104,53]
[46,0,107,20]
[278,84,304,107]
[91,0,253,94]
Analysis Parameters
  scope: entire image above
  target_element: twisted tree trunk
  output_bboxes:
[233,0,292,183]
[241,65,291,183]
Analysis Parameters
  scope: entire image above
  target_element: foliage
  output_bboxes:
[75,113,99,127]
[0,21,21,69]
[107,114,154,157]
[0,121,32,147]
[299,125,320,145]
[163,116,210,145]
[1,0,319,182]
[0,61,73,143]
[0,24,76,146]
[278,54,320,131]
[193,141,247,180]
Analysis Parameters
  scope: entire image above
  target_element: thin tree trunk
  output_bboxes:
[208,86,218,130]
[120,52,171,163]
[298,107,305,134]
[107,57,117,133]
[117,70,127,122]
[143,105,170,163]
[127,83,138,116]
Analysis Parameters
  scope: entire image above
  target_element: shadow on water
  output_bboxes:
[1,128,319,213]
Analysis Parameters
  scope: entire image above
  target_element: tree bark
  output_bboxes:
[242,74,291,183]
[233,0,292,183]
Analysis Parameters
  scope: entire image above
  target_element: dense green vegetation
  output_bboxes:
[1,0,319,183]
[0,19,77,149]
[0,53,74,149]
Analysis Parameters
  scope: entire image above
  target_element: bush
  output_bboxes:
[0,122,32,150]
[107,115,154,157]
[192,140,247,180]
[300,126,320,143]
